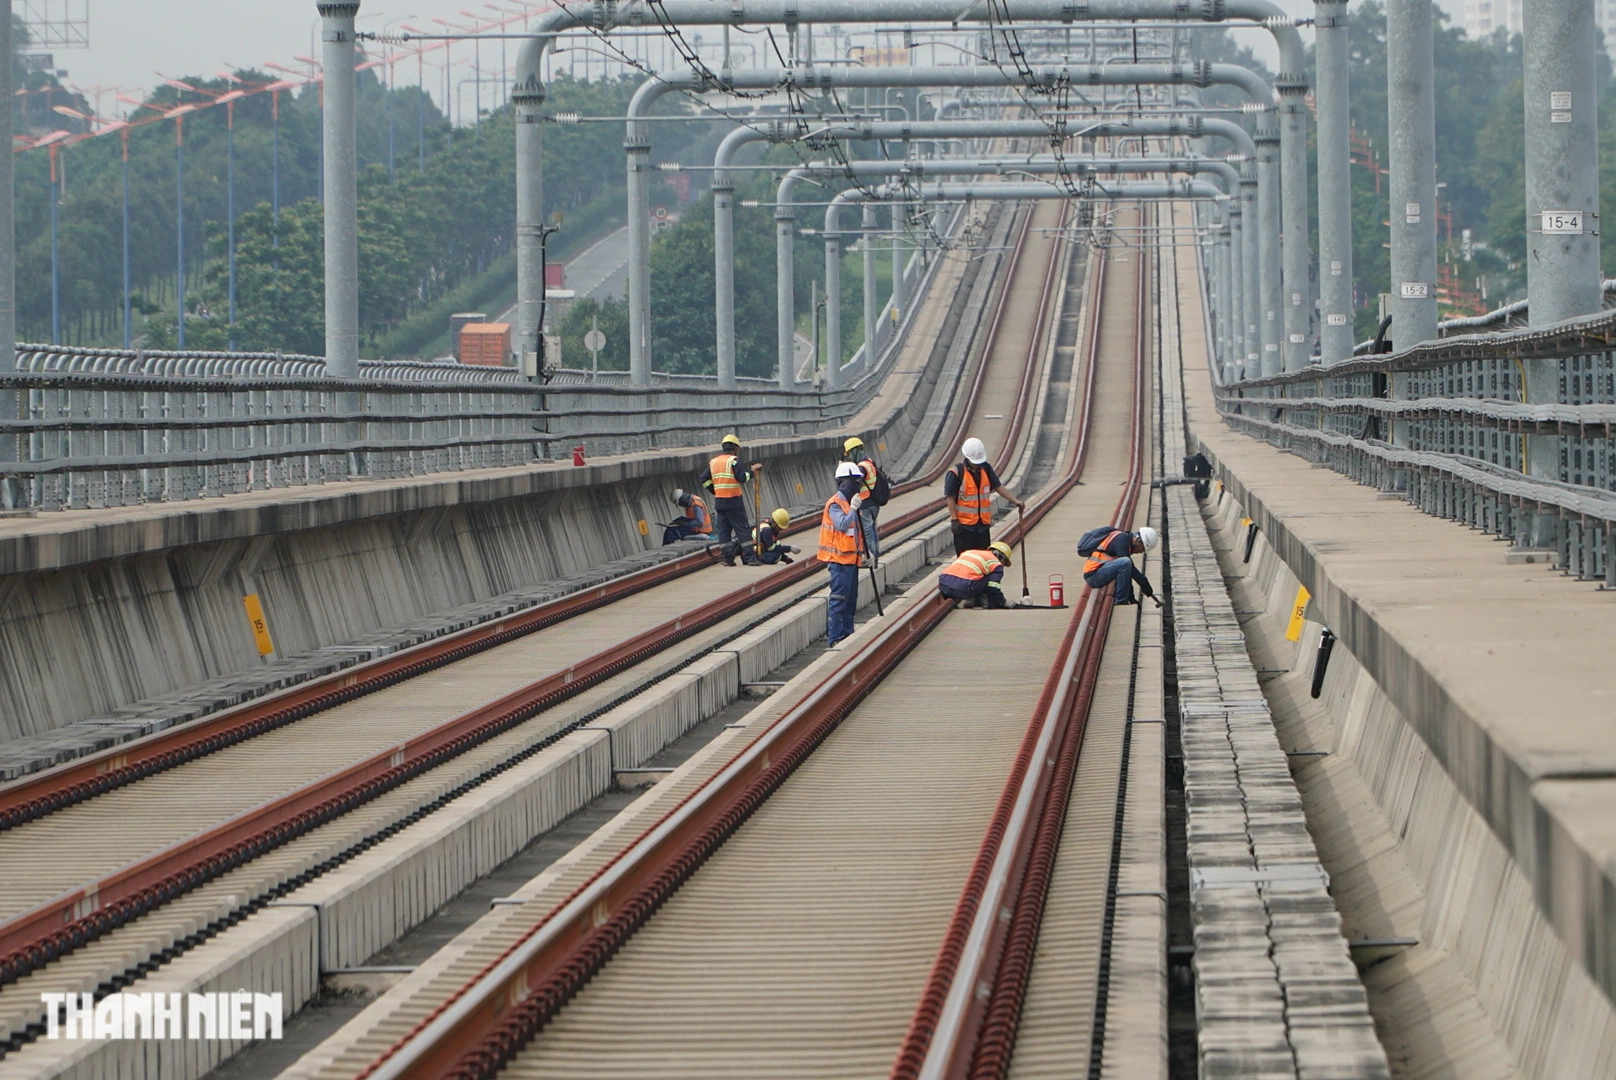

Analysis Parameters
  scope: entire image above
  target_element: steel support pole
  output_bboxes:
[776,194,797,390]
[627,123,652,384]
[1315,0,1354,363]
[0,0,12,380]
[513,73,543,375]
[862,202,878,367]
[1525,0,1601,327]
[713,164,737,388]
[891,200,907,324]
[1242,177,1259,370]
[319,1,361,379]
[1278,68,1312,369]
[1523,0,1598,543]
[1257,124,1282,375]
[1387,0,1437,353]
[825,228,842,388]
[1228,205,1244,374]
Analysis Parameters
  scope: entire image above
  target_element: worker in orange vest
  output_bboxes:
[818,462,866,646]
[661,489,713,545]
[1079,525,1161,606]
[701,433,763,565]
[945,437,1024,556]
[938,541,1015,609]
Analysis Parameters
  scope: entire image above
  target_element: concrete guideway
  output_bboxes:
[1175,198,1616,1075]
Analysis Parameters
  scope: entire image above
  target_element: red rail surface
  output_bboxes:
[0,203,1047,991]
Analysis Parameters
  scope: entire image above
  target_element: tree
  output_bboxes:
[554,296,630,372]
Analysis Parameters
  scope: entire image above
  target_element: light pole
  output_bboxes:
[121,128,130,348]
[175,114,186,349]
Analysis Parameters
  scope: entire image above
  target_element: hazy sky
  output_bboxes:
[55,0,1468,114]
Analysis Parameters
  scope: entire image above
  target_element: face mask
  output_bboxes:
[838,478,861,498]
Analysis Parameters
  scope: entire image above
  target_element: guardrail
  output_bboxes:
[1215,308,1616,586]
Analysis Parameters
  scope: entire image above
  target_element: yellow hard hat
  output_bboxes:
[771,508,791,530]
[843,436,865,455]
[721,433,741,448]
[990,541,1014,565]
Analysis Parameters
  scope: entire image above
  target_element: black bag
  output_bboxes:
[1077,525,1122,557]
[869,464,892,506]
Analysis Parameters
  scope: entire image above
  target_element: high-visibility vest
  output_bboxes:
[1083,530,1127,575]
[752,521,780,555]
[856,458,877,496]
[708,454,744,499]
[942,550,1002,581]
[684,495,712,535]
[817,494,859,565]
[952,464,993,526]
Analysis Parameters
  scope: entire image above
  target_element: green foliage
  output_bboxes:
[555,296,630,372]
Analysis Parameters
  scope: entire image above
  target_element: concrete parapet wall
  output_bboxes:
[1201,487,1616,1079]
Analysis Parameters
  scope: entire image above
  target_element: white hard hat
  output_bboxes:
[1136,526,1160,551]
[835,461,864,479]
[962,437,987,464]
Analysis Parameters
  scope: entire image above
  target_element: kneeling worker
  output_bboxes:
[1079,525,1161,606]
[938,541,1015,609]
[662,489,712,545]
[753,509,801,564]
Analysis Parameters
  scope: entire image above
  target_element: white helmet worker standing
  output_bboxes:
[944,436,1024,557]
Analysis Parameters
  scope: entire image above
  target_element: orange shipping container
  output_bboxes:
[458,322,512,367]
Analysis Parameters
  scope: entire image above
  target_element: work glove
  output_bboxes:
[1150,595,1164,608]
[850,493,865,512]
[788,545,802,554]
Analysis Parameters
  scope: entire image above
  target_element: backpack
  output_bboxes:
[868,462,892,506]
[1077,525,1123,557]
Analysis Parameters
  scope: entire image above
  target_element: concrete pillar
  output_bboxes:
[1315,0,1355,363]
[1386,0,1438,351]
[825,230,842,389]
[626,121,652,385]
[776,203,796,389]
[1525,0,1601,328]
[862,203,878,367]
[318,1,360,378]
[1257,124,1282,375]
[1278,69,1313,370]
[713,169,736,389]
[512,72,545,374]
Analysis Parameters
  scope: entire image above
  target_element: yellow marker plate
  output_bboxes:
[636,519,649,536]
[243,593,276,656]
[795,482,804,494]
[1285,585,1311,642]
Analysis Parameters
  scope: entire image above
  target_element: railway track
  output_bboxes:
[285,202,1151,1080]
[0,203,1057,1065]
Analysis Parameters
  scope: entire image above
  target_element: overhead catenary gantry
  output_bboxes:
[499,0,1317,384]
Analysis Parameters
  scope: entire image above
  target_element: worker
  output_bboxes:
[938,541,1015,609]
[661,489,712,545]
[701,433,763,566]
[944,437,1024,556]
[753,509,801,564]
[1079,525,1161,606]
[818,461,867,647]
[842,436,890,562]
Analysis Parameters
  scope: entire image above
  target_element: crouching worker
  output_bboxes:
[754,509,801,564]
[1078,525,1161,606]
[938,541,1015,609]
[662,489,712,545]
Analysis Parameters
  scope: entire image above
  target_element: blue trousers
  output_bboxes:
[858,505,880,560]
[825,561,859,646]
[757,547,788,565]
[938,573,1007,608]
[1084,556,1143,603]
[713,499,755,563]
[661,523,708,545]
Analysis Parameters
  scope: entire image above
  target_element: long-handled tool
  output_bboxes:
[855,504,884,617]
[1017,505,1031,603]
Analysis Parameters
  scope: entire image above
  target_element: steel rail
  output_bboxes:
[348,202,1079,1080]
[0,202,1049,992]
[894,208,1149,1080]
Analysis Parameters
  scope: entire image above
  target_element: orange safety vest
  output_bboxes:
[942,549,1002,581]
[952,464,993,526]
[684,494,712,535]
[708,453,744,500]
[817,493,860,565]
[856,458,877,496]
[1083,530,1127,575]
